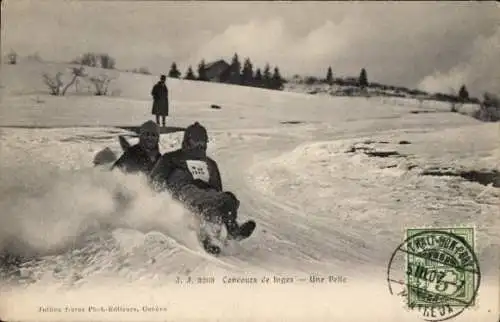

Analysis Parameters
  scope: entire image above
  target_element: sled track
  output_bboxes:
[211,129,404,273]
[212,133,345,273]
[0,127,427,282]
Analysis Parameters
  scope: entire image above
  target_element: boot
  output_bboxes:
[226,218,256,241]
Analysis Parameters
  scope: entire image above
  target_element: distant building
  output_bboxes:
[202,59,231,82]
[343,77,359,86]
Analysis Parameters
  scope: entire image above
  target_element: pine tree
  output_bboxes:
[458,84,469,101]
[326,67,333,85]
[197,59,208,81]
[254,68,263,87]
[241,58,254,86]
[184,66,196,80]
[358,68,368,88]
[168,62,181,78]
[271,66,284,90]
[263,63,271,88]
[229,53,242,84]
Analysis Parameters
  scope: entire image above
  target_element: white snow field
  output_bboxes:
[0,61,498,321]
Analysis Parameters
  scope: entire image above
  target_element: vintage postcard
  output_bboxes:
[0,1,498,321]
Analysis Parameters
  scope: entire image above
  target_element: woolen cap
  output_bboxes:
[184,122,208,142]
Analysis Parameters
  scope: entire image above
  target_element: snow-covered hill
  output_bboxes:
[283,77,485,120]
[0,61,498,321]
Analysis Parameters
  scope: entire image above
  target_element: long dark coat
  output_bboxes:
[151,82,169,116]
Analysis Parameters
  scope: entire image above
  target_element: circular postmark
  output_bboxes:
[387,228,481,322]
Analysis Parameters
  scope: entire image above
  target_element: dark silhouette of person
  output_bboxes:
[151,75,169,127]
[149,122,255,253]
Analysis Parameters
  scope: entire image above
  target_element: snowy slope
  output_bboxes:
[0,61,498,321]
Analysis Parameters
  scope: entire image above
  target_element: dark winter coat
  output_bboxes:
[148,147,233,219]
[149,148,222,195]
[111,144,161,175]
[151,82,169,116]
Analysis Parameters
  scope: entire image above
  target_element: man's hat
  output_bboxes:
[139,120,160,135]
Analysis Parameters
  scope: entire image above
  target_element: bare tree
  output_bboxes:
[62,66,87,95]
[88,73,115,96]
[42,66,87,96]
[42,72,64,95]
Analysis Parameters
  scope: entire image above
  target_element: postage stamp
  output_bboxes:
[387,227,481,322]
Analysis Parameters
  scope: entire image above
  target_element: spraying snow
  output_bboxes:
[0,141,203,258]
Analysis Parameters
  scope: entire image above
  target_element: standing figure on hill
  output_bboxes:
[151,74,169,127]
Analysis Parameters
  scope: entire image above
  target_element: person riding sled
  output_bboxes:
[148,122,255,253]
[111,120,162,175]
[109,120,162,212]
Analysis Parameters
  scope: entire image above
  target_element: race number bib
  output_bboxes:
[186,160,210,183]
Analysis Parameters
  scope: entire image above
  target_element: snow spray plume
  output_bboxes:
[0,159,200,258]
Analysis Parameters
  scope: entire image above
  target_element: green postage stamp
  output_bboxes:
[387,227,481,321]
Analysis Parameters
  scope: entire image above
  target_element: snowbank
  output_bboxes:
[249,123,499,274]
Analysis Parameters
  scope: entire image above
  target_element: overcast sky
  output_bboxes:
[3,0,499,96]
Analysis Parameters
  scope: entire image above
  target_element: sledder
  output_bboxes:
[148,122,255,254]
[111,120,162,174]
[101,120,163,214]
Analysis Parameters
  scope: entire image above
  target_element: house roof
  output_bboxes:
[204,59,229,69]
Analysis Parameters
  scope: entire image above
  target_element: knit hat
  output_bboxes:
[182,122,208,149]
[139,120,160,135]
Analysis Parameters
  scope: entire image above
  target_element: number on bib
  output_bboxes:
[186,160,210,183]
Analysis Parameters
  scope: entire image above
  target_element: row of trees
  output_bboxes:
[322,65,472,104]
[43,66,115,96]
[65,51,475,104]
[322,66,369,88]
[72,52,116,70]
[167,53,285,90]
